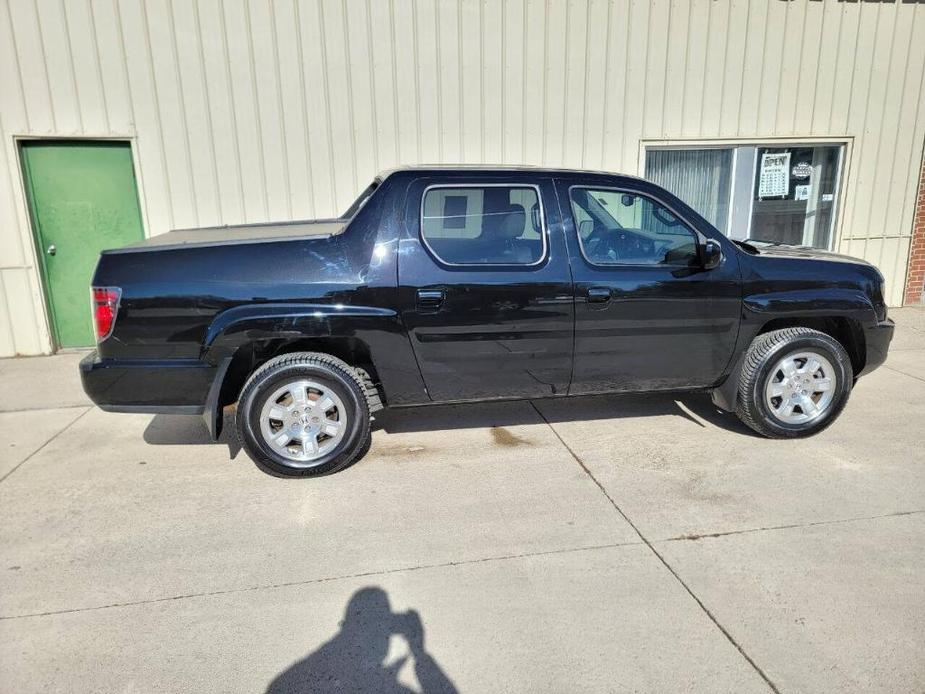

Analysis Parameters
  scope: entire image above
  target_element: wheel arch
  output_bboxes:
[234,351,374,476]
[732,326,854,438]
[712,289,876,413]
[200,303,396,439]
[754,315,865,376]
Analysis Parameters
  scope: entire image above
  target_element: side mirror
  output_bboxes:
[701,239,722,270]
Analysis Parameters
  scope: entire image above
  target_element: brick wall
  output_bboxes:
[904,148,925,305]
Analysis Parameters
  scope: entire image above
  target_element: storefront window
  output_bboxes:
[645,143,844,250]
[645,148,732,234]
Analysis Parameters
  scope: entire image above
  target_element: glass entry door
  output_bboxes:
[750,145,841,248]
[645,142,844,250]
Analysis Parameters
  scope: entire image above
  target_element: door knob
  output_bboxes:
[586,286,611,303]
[416,289,445,311]
[46,244,56,256]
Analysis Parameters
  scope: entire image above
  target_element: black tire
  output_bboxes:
[735,327,853,438]
[235,352,372,477]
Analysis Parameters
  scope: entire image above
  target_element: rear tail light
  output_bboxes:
[91,287,121,342]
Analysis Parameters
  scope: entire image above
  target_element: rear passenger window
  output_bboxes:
[421,186,545,265]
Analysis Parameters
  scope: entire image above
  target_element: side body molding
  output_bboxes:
[202,302,399,361]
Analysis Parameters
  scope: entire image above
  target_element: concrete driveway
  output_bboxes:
[1,310,923,693]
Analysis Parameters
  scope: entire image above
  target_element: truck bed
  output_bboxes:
[107,218,347,254]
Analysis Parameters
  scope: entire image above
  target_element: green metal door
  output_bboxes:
[21,141,145,348]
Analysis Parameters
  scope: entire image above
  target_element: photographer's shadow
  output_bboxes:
[266,587,457,694]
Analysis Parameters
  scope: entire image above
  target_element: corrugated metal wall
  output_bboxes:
[1,0,924,355]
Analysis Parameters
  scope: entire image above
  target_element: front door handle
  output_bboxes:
[416,289,445,311]
[586,286,611,303]
[46,244,56,256]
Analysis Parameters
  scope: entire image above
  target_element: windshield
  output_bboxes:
[341,179,379,218]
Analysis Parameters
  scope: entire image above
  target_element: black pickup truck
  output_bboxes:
[80,167,894,476]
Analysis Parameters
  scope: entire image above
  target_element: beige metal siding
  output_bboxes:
[1,0,924,355]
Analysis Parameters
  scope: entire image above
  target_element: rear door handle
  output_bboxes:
[416,289,445,311]
[586,286,611,303]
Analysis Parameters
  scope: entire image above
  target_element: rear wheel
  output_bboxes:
[236,352,372,477]
[735,327,853,438]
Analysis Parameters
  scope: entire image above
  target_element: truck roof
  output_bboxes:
[376,164,646,181]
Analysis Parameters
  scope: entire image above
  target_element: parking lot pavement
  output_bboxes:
[657,513,925,694]
[1,308,923,693]
[0,407,88,480]
[0,351,90,412]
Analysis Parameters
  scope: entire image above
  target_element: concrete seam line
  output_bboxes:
[657,509,925,543]
[0,539,645,621]
[881,364,925,384]
[0,403,92,414]
[529,401,781,694]
[0,407,92,486]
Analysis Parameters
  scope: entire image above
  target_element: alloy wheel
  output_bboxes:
[258,379,348,466]
[764,351,837,425]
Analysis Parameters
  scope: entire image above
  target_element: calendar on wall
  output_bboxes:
[758,152,791,199]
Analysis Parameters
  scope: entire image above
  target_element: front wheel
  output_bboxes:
[236,352,372,477]
[735,327,853,438]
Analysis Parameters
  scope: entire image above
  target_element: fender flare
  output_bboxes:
[711,288,878,413]
[200,303,399,440]
[741,288,878,323]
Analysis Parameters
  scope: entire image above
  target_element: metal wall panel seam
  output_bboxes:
[242,1,269,219]
[292,0,317,217]
[2,0,31,131]
[697,0,714,138]
[57,0,84,133]
[368,0,383,170]
[339,0,359,192]
[31,1,57,132]
[191,0,223,225]
[411,0,423,164]
[216,1,247,222]
[788,0,809,135]
[518,0,528,163]
[268,3,293,219]
[166,0,200,227]
[867,5,906,275]
[111,0,152,239]
[137,0,175,230]
[85,0,111,133]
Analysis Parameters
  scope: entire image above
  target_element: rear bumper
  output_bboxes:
[859,318,895,376]
[79,351,215,414]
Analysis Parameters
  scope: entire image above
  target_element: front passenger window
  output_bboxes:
[569,188,699,267]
